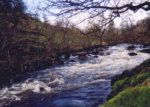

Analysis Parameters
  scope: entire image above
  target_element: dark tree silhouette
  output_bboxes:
[0,0,26,69]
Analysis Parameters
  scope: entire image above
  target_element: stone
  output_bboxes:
[128,52,137,56]
[64,52,71,59]
[78,54,88,60]
[91,51,99,55]
[99,52,110,56]
[70,59,75,62]
[94,55,98,58]
[127,45,136,50]
[40,87,45,92]
[57,60,64,65]
[140,49,150,54]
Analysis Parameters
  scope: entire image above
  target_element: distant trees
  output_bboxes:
[37,0,149,46]
[116,17,150,44]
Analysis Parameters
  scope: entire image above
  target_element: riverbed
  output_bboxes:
[0,44,150,107]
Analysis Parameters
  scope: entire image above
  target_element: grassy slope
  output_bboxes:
[101,58,150,107]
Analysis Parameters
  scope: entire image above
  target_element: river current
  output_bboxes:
[0,44,150,107]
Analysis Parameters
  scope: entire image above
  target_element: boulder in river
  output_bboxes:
[94,55,98,58]
[78,54,88,60]
[128,52,137,56]
[140,49,150,54]
[91,48,102,55]
[64,52,71,59]
[70,59,75,62]
[99,52,110,56]
[127,45,136,50]
[56,60,64,65]
[39,87,45,92]
[91,51,99,55]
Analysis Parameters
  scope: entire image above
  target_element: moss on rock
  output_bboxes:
[102,86,150,107]
[103,58,150,107]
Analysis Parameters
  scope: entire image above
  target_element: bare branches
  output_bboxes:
[44,0,150,17]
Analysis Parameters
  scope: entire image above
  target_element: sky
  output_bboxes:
[23,0,149,29]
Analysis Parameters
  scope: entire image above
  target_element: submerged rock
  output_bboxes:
[94,55,98,58]
[140,49,150,54]
[56,60,64,65]
[99,52,110,56]
[39,87,45,92]
[91,51,99,55]
[127,45,136,50]
[64,52,71,59]
[70,59,75,62]
[128,52,137,56]
[78,54,88,60]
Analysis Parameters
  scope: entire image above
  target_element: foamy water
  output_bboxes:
[0,44,150,107]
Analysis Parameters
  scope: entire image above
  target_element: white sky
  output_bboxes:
[23,0,149,29]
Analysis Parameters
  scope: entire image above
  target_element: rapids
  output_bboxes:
[0,44,150,107]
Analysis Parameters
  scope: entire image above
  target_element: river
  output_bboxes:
[0,44,150,107]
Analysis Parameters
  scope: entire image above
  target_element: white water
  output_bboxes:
[0,44,150,107]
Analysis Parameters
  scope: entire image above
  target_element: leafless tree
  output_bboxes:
[42,0,150,18]
[39,0,150,35]
[38,0,150,46]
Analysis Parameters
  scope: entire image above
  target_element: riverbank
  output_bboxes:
[101,58,150,107]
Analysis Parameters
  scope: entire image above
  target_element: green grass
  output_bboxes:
[110,73,150,98]
[105,59,150,107]
[102,86,150,107]
[131,73,150,86]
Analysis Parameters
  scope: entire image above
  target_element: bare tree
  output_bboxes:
[39,0,150,46]
[40,0,150,36]
[42,0,150,18]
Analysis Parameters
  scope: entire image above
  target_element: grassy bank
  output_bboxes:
[101,59,150,107]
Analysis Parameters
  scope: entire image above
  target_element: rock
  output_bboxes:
[127,45,136,50]
[72,53,77,56]
[70,59,75,62]
[91,48,102,55]
[94,55,98,58]
[88,54,91,56]
[78,54,88,60]
[140,49,150,53]
[91,51,99,55]
[128,52,137,56]
[143,44,150,48]
[99,52,110,56]
[39,87,45,92]
[64,52,71,59]
[56,60,64,65]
